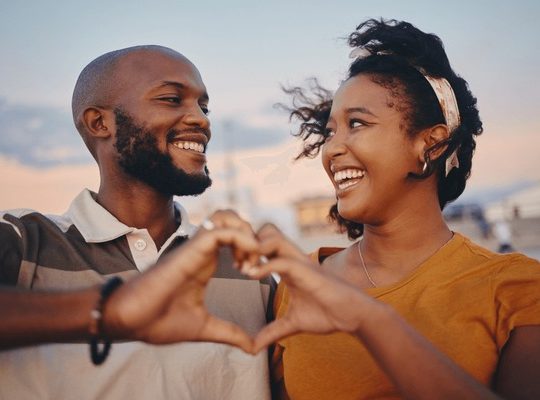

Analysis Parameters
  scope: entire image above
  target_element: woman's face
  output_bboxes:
[322,74,422,224]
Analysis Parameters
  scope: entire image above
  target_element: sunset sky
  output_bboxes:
[1,0,539,235]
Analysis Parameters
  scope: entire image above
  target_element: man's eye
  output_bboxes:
[160,97,181,104]
[200,105,210,115]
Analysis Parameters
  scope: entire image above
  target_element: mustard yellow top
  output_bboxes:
[272,233,540,399]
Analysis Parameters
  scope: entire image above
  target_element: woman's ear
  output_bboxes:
[417,124,450,163]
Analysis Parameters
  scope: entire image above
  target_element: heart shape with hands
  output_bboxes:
[102,210,372,354]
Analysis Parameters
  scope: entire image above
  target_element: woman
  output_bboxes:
[248,19,540,399]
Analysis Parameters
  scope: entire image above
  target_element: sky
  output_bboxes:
[1,0,539,234]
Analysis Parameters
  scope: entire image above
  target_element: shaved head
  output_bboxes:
[71,45,188,148]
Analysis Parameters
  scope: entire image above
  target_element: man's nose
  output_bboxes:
[183,106,210,130]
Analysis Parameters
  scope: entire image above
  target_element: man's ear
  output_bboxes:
[81,107,115,139]
[415,124,450,163]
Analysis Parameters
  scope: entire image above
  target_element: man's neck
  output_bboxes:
[97,180,179,250]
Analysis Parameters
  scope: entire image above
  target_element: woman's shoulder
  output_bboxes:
[453,233,540,279]
[457,233,538,265]
[310,246,346,264]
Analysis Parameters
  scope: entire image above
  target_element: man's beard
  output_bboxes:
[114,109,211,196]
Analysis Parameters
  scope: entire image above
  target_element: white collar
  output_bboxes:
[66,189,196,243]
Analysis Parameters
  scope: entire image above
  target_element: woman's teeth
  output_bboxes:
[333,168,365,190]
[173,141,205,153]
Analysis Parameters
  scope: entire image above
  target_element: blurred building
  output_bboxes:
[292,187,540,259]
[293,196,350,252]
[294,196,336,236]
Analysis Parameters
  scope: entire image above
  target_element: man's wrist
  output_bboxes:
[89,276,124,365]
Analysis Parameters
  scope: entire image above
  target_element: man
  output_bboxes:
[0,46,273,399]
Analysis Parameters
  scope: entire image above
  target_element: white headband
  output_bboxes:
[421,73,460,133]
[350,48,461,176]
[419,72,460,176]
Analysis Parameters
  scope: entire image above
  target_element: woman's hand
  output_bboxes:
[250,223,381,353]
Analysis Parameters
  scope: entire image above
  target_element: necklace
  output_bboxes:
[356,233,455,289]
[357,240,376,288]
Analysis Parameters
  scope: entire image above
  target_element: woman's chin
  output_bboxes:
[336,205,367,225]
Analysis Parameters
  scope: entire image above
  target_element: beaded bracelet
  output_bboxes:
[89,276,124,365]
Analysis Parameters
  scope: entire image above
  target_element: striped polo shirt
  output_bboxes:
[0,189,273,400]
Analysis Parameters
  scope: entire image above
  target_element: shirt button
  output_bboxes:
[134,239,147,251]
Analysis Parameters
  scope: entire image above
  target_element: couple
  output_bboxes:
[2,19,540,399]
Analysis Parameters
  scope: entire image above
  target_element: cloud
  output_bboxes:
[0,99,291,167]
[0,99,91,166]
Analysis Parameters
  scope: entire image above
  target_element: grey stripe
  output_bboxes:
[20,264,139,290]
[0,222,22,285]
[7,212,137,273]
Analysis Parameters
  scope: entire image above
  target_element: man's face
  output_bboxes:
[111,50,212,196]
[114,109,211,196]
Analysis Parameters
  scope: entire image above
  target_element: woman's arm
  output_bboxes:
[251,224,501,400]
[495,326,540,399]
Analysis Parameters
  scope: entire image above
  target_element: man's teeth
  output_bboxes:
[333,168,365,183]
[173,141,205,153]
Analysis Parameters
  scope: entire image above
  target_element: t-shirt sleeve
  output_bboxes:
[492,254,540,350]
[0,218,23,285]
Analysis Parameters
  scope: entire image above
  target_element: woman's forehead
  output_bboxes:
[331,74,400,117]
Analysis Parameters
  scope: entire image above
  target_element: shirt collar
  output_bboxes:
[66,189,196,243]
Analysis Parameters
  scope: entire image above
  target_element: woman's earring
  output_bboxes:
[422,161,428,174]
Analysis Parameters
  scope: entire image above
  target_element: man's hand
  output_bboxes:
[103,210,260,353]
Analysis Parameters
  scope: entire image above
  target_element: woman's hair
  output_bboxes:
[287,19,483,240]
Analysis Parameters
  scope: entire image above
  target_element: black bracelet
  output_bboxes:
[89,276,124,365]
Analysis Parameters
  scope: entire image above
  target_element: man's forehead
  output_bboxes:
[118,49,197,77]
[114,49,206,94]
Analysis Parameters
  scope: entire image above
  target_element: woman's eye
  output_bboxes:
[325,128,335,138]
[350,119,364,129]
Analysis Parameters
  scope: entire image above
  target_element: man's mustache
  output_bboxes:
[167,128,210,141]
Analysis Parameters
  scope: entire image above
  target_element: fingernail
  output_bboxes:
[246,267,259,277]
[241,261,251,274]
[259,256,268,264]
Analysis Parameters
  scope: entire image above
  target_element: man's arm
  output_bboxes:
[1,213,260,353]
[0,286,100,349]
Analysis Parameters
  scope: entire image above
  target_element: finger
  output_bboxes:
[210,209,256,236]
[213,226,260,272]
[245,258,307,281]
[253,319,297,354]
[257,224,307,262]
[158,228,260,283]
[199,315,255,354]
[247,259,327,301]
[210,210,259,266]
[196,227,260,256]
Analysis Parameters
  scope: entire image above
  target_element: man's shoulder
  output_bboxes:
[1,208,72,236]
[1,208,41,220]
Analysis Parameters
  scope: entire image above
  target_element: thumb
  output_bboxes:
[199,315,255,354]
[253,318,297,354]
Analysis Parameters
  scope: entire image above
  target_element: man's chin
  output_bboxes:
[169,174,212,197]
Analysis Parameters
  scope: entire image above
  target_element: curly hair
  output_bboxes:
[287,19,483,240]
